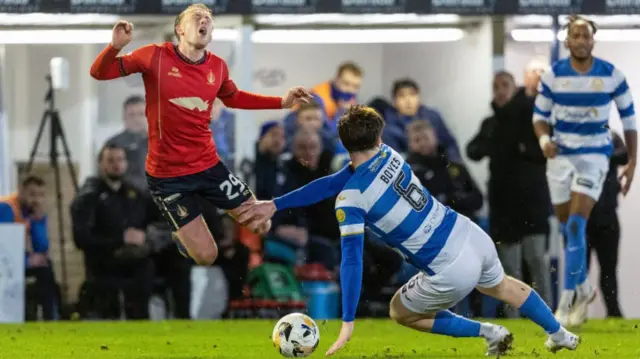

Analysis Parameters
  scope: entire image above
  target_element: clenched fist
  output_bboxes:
[539,134,557,159]
[112,20,134,50]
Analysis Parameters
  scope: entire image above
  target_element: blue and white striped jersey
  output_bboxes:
[533,57,636,156]
[335,144,458,276]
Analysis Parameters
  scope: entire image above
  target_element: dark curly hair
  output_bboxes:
[338,105,385,152]
[565,15,597,35]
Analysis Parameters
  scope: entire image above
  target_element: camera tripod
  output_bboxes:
[25,75,79,305]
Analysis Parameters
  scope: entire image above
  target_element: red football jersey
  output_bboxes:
[90,42,282,178]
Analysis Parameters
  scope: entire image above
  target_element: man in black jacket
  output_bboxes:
[276,128,338,268]
[586,132,627,318]
[105,95,148,191]
[254,121,287,201]
[467,71,552,313]
[71,143,154,319]
[405,120,483,220]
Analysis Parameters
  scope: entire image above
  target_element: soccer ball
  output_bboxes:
[272,313,320,357]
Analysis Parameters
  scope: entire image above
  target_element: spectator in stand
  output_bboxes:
[404,120,484,318]
[254,121,287,201]
[405,120,483,220]
[285,101,340,154]
[283,62,363,139]
[71,143,153,319]
[379,79,462,161]
[276,129,338,269]
[467,70,552,315]
[0,176,59,321]
[147,202,193,319]
[106,95,148,191]
[586,132,627,318]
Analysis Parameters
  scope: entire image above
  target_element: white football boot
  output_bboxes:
[484,325,514,357]
[554,290,574,328]
[569,285,597,327]
[545,329,580,353]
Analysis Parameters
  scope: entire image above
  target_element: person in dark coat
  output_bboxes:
[377,79,462,161]
[467,71,552,311]
[405,120,483,221]
[586,132,627,318]
[253,121,287,201]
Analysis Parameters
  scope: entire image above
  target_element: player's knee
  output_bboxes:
[389,306,401,322]
[389,308,410,326]
[388,295,411,325]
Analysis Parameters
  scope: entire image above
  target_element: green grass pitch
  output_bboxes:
[1,319,639,358]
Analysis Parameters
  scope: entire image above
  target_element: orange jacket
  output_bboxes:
[312,81,338,120]
[0,193,33,252]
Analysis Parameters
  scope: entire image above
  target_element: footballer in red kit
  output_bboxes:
[90,4,311,265]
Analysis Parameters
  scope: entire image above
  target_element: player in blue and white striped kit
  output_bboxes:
[533,16,637,327]
[239,106,579,357]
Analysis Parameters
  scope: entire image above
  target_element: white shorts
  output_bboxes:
[546,154,609,205]
[399,216,505,314]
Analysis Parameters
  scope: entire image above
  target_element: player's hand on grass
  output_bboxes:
[112,20,134,50]
[326,321,354,356]
[236,200,276,231]
[619,160,636,196]
[282,87,312,108]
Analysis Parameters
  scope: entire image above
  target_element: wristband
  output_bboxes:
[539,134,551,149]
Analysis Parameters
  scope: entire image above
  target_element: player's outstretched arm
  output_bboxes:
[216,60,311,110]
[274,164,353,210]
[90,21,152,80]
[326,209,365,356]
[235,165,353,230]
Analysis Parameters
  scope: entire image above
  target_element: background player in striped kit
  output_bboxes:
[238,106,580,357]
[532,15,637,327]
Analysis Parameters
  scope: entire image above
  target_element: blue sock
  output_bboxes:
[520,290,561,334]
[431,310,481,337]
[564,214,587,290]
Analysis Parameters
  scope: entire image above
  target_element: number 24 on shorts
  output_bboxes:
[219,173,246,200]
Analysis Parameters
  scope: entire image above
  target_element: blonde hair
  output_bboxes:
[174,4,212,38]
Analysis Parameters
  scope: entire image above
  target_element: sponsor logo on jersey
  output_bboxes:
[169,97,210,112]
[336,209,346,223]
[169,67,182,78]
[591,78,605,91]
[207,70,215,85]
